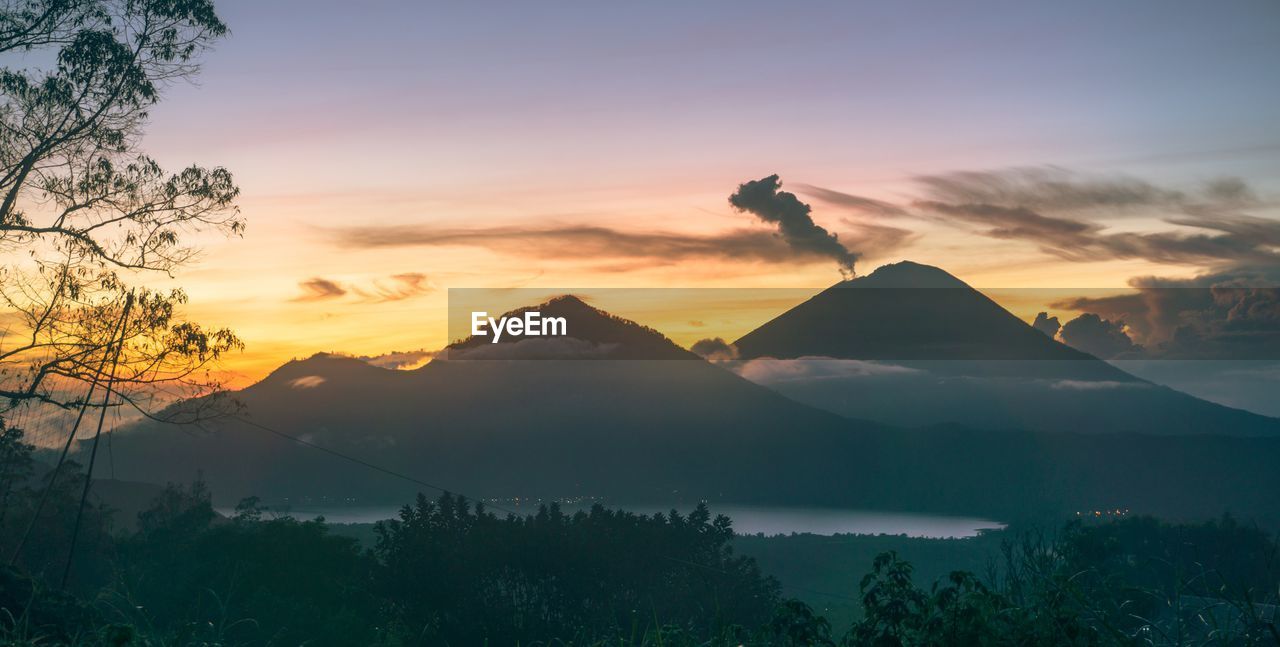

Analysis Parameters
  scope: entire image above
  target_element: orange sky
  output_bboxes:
[162,179,1210,388]
[45,1,1280,387]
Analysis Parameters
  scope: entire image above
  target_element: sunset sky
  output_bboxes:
[129,0,1280,383]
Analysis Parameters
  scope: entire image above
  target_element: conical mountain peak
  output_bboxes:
[846,260,970,288]
[734,260,1121,369]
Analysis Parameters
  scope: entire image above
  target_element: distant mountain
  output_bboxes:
[447,295,695,360]
[737,261,1123,369]
[101,295,1280,528]
[104,300,867,507]
[731,261,1280,436]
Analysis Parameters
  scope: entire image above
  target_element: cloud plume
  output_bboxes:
[729,175,859,278]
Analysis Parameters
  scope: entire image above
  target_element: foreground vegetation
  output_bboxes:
[2,425,1278,645]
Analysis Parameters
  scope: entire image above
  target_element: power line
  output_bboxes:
[9,297,133,567]
[107,404,117,481]
[64,291,135,589]
[231,415,522,517]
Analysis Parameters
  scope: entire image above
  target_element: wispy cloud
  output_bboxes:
[913,167,1193,213]
[323,222,912,270]
[805,166,1279,270]
[804,166,1280,359]
[350,272,432,303]
[794,184,909,217]
[292,273,433,303]
[293,278,347,301]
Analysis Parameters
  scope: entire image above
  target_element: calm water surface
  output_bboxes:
[238,503,1003,538]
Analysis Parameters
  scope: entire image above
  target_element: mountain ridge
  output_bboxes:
[97,276,1280,527]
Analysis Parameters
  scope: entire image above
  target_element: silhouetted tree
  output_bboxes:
[0,0,242,419]
[0,419,33,529]
[374,493,781,644]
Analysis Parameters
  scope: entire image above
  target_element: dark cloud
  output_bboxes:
[1203,177,1257,205]
[294,278,347,301]
[325,223,910,270]
[914,200,1093,238]
[356,349,438,369]
[1059,313,1142,359]
[1031,312,1061,338]
[909,167,1278,268]
[690,337,738,361]
[728,175,858,278]
[1056,267,1280,359]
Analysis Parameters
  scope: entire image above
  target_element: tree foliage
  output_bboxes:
[374,493,783,644]
[0,0,242,418]
[847,520,1280,646]
[1,480,1277,646]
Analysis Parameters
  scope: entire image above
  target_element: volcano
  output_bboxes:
[736,261,1123,369]
[729,261,1280,436]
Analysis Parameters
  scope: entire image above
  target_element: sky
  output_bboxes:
[126,0,1280,383]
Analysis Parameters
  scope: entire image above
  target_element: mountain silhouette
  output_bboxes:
[447,295,696,360]
[104,299,864,505]
[730,261,1280,436]
[737,261,1123,369]
[100,295,1280,527]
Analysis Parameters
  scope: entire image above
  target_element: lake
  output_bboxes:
[238,503,1004,538]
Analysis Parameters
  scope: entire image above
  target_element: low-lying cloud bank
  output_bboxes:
[356,349,439,370]
[731,357,923,384]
